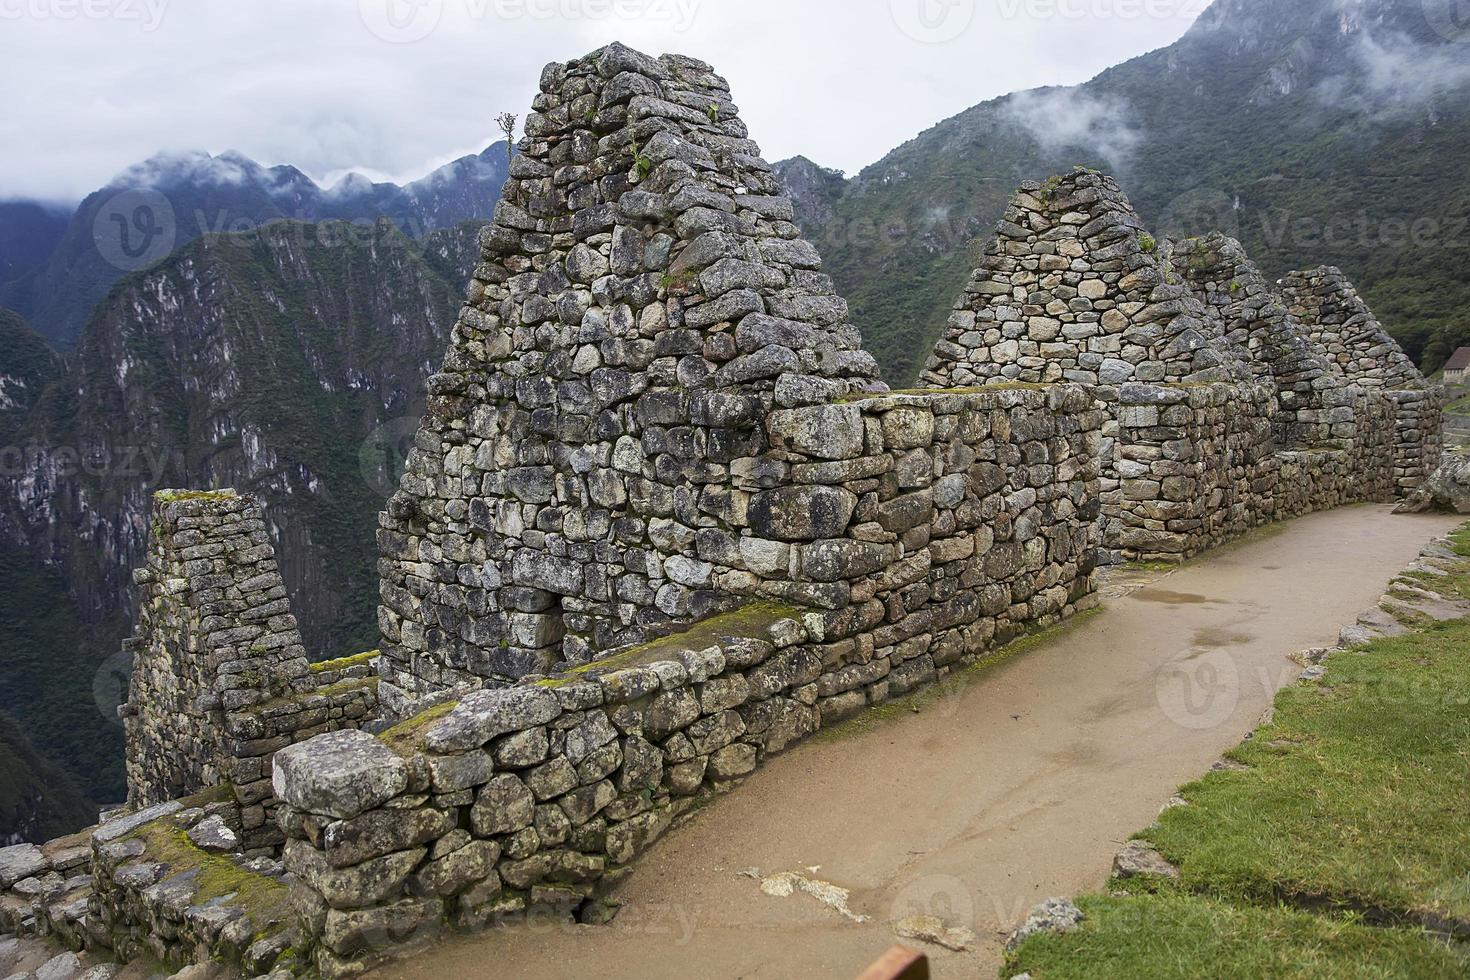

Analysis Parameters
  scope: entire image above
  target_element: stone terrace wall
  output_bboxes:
[1281,267,1443,496]
[121,490,378,852]
[376,42,881,716]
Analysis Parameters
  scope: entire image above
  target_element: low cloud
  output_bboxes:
[1002,88,1144,169]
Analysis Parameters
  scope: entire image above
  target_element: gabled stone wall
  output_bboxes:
[121,490,378,852]
[919,171,1254,389]
[1280,267,1426,389]
[375,43,884,715]
[919,171,1437,562]
[1166,234,1353,449]
[1281,267,1443,496]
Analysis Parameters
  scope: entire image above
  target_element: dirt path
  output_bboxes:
[374,506,1461,980]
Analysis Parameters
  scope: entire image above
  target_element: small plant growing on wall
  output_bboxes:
[496,112,518,166]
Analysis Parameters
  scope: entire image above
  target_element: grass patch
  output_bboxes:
[130,821,291,925]
[1008,892,1464,979]
[1140,617,1470,931]
[536,602,806,687]
[1010,523,1470,976]
[378,699,458,758]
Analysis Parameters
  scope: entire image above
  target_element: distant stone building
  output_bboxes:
[1442,347,1470,383]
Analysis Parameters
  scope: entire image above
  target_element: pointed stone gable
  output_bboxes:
[1166,233,1354,448]
[920,170,1252,389]
[376,44,881,711]
[1280,266,1425,390]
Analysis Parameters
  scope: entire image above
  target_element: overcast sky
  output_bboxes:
[0,0,1210,202]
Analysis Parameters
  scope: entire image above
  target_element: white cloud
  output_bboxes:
[1003,88,1143,167]
[0,0,1205,201]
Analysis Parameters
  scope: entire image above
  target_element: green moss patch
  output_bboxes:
[309,649,381,674]
[153,489,237,503]
[129,821,291,926]
[537,602,806,686]
[379,699,459,758]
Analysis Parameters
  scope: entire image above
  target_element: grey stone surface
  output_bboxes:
[273,731,408,820]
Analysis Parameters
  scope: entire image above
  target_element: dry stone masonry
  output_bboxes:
[374,42,882,714]
[4,45,1445,980]
[920,171,1436,561]
[1281,267,1443,496]
[121,490,378,853]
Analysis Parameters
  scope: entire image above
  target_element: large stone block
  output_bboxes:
[273,731,408,821]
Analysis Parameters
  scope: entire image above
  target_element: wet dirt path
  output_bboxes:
[374,506,1461,980]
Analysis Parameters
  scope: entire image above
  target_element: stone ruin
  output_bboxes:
[0,43,1443,980]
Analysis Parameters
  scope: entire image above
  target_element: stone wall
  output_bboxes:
[1,797,297,976]
[376,43,882,716]
[1111,381,1276,561]
[919,171,1436,562]
[1281,267,1443,497]
[121,490,379,852]
[919,172,1254,390]
[1165,234,1353,449]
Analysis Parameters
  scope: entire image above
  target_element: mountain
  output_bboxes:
[0,143,510,350]
[790,0,1470,383]
[0,308,59,426]
[0,710,96,845]
[0,218,482,818]
[0,201,72,287]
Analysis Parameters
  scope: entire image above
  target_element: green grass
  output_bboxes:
[1010,893,1465,979]
[1141,619,1470,930]
[1007,524,1470,977]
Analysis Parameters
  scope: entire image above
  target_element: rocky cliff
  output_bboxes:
[0,219,481,815]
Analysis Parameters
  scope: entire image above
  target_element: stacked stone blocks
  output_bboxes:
[121,490,378,853]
